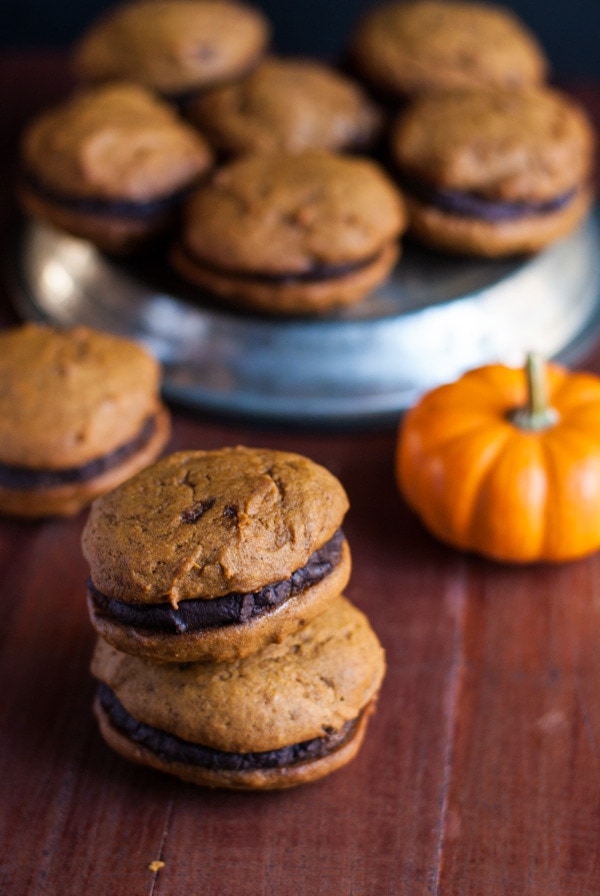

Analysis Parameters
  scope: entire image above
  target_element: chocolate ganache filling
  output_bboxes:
[97,681,358,771]
[179,241,380,284]
[0,415,157,490]
[89,529,345,634]
[22,167,195,219]
[402,174,577,222]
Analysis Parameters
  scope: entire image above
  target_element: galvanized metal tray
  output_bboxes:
[9,213,600,426]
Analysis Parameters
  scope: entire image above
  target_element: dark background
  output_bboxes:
[2,0,600,79]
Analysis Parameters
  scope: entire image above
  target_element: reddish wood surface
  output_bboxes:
[2,54,600,895]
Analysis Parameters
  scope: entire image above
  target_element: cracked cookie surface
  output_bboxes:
[82,447,351,662]
[83,446,349,603]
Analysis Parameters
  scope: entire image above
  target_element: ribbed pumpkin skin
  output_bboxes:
[396,362,600,563]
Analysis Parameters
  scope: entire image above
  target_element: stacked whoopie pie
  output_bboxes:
[82,446,386,790]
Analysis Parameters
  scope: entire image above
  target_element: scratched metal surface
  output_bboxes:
[10,212,600,426]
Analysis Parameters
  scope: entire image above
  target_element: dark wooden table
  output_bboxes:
[2,53,600,895]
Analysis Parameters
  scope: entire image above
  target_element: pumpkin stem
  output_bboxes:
[509,352,559,431]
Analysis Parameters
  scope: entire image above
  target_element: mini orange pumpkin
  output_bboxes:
[395,354,600,563]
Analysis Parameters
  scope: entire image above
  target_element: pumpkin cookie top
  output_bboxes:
[0,324,166,471]
[20,82,213,202]
[175,150,405,275]
[82,446,350,604]
[188,57,382,156]
[73,0,271,96]
[348,0,548,98]
[391,86,595,202]
[91,594,385,753]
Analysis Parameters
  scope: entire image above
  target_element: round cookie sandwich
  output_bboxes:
[390,86,595,257]
[187,57,382,157]
[19,82,213,253]
[82,447,352,663]
[0,324,171,518]
[90,594,386,790]
[72,0,271,101]
[170,150,406,315]
[347,0,548,100]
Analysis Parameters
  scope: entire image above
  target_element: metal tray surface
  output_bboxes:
[9,213,600,426]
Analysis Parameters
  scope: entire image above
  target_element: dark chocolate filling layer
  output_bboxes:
[21,167,195,219]
[0,415,157,490]
[97,681,358,771]
[89,528,345,634]
[401,174,577,222]
[178,241,379,285]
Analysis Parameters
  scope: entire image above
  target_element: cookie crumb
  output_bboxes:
[148,860,165,873]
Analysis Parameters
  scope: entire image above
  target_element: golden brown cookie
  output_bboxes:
[187,57,382,156]
[171,150,406,315]
[390,86,595,256]
[91,594,386,790]
[82,447,351,663]
[347,0,548,99]
[19,83,213,253]
[0,324,171,518]
[73,0,271,98]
